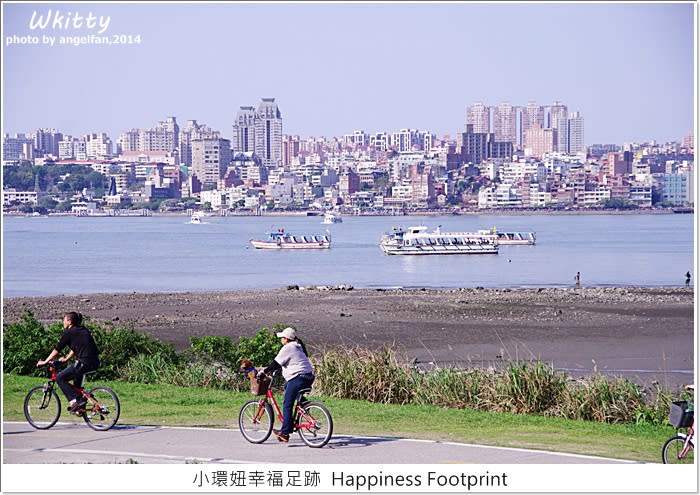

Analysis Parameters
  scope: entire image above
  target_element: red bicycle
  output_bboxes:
[238,370,333,448]
[24,360,120,431]
[662,399,694,464]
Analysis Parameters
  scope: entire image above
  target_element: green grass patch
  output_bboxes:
[3,373,675,463]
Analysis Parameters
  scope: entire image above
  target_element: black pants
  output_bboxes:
[57,360,98,402]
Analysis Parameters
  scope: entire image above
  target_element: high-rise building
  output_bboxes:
[255,98,283,167]
[232,106,257,155]
[555,111,584,154]
[493,102,517,144]
[523,124,556,159]
[179,120,220,166]
[34,128,63,157]
[520,101,545,145]
[467,102,490,133]
[191,138,232,187]
[548,101,568,129]
[231,98,283,167]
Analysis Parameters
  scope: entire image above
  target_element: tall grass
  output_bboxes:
[312,345,674,425]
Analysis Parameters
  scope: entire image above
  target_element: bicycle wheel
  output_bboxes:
[24,385,61,429]
[83,386,120,431]
[239,400,273,443]
[662,435,694,464]
[296,401,333,448]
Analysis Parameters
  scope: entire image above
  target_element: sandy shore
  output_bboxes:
[3,286,694,388]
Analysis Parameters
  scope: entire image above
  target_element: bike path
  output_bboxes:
[2,421,635,464]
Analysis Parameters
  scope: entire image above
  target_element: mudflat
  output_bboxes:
[3,286,694,388]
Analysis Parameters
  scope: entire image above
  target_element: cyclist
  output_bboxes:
[260,327,315,443]
[37,311,100,414]
[686,384,695,445]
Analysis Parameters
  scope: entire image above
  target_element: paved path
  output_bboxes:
[3,421,633,464]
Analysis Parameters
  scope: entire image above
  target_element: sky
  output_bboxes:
[1,2,696,146]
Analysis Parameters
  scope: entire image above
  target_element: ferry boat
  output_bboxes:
[379,225,498,255]
[321,212,343,224]
[477,227,536,245]
[250,229,331,250]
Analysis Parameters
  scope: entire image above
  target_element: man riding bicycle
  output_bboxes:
[37,311,100,414]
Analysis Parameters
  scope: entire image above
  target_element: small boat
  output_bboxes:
[189,212,203,224]
[379,225,498,255]
[322,212,343,224]
[250,229,331,249]
[477,227,536,245]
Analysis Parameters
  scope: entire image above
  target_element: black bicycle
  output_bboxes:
[24,360,120,431]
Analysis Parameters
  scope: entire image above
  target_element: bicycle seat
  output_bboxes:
[295,387,312,405]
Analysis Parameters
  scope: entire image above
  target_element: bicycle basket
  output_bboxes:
[669,401,694,428]
[250,373,271,396]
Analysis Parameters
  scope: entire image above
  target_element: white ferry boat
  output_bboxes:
[477,227,536,245]
[322,212,343,224]
[379,225,498,255]
[250,229,331,250]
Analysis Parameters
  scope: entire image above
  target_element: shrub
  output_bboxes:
[2,310,62,375]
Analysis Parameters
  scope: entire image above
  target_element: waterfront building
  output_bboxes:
[191,138,232,188]
[179,120,220,167]
[3,188,37,205]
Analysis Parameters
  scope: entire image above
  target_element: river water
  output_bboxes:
[2,212,695,297]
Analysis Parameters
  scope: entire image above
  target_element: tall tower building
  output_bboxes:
[466,102,490,133]
[556,111,584,154]
[255,98,283,167]
[493,102,517,144]
[232,106,257,155]
[520,101,545,145]
[548,101,568,129]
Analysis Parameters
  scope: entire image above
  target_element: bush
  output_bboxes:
[3,310,62,375]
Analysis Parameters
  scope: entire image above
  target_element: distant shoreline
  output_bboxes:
[3,208,685,218]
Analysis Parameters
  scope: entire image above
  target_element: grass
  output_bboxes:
[3,373,676,463]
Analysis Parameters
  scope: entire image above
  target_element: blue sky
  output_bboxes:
[2,2,696,146]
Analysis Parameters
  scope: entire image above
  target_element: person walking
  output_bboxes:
[36,311,100,413]
[261,327,315,443]
[574,271,581,288]
[685,271,691,287]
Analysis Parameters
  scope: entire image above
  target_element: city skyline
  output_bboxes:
[2,2,695,146]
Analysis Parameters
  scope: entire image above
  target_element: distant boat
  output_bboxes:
[189,212,203,224]
[477,227,536,245]
[321,212,342,224]
[379,225,498,255]
[250,229,331,249]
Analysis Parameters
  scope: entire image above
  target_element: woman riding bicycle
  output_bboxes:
[260,327,314,443]
[36,311,100,414]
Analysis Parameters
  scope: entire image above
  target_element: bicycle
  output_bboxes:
[662,399,694,464]
[238,369,333,448]
[24,359,121,431]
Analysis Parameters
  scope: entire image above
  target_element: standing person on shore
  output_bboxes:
[574,271,581,287]
[260,327,315,443]
[685,271,691,287]
[36,311,100,413]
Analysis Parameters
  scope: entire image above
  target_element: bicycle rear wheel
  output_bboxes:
[83,386,120,431]
[296,401,333,448]
[238,400,273,443]
[662,435,694,464]
[24,385,61,429]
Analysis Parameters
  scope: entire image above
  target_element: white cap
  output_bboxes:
[276,327,296,340]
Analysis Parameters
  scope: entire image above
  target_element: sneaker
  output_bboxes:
[68,398,87,414]
[273,429,289,443]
